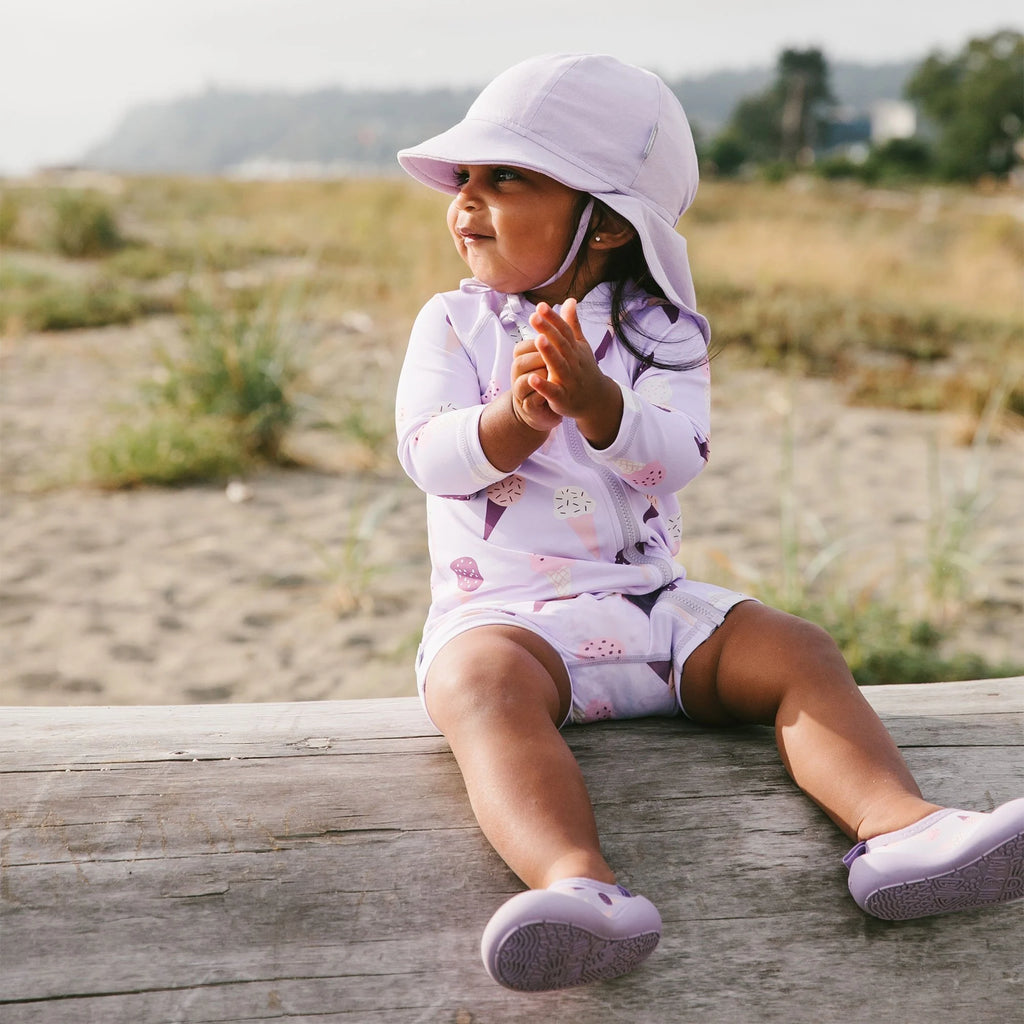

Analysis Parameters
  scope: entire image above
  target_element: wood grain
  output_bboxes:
[1,679,1021,1023]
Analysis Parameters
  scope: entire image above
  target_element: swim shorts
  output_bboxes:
[415,578,754,727]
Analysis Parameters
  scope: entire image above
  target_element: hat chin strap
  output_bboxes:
[531,198,595,293]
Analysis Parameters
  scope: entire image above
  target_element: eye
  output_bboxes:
[492,167,520,184]
[452,167,470,187]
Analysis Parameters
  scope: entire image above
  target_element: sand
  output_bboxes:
[1,316,1021,706]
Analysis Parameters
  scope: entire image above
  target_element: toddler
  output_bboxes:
[394,53,1024,992]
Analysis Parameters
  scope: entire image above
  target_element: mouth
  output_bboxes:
[458,226,492,244]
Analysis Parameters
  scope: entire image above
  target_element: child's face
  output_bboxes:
[446,165,583,302]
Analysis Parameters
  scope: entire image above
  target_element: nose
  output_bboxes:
[453,186,477,212]
[452,170,480,210]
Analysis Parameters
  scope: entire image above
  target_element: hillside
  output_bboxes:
[81,61,914,175]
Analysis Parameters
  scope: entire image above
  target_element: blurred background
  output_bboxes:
[1,2,1022,705]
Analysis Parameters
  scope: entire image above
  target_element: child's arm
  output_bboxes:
[396,294,557,496]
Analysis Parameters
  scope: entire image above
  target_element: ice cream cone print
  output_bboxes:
[553,486,601,559]
[577,637,625,659]
[581,699,614,722]
[483,474,525,540]
[567,514,600,558]
[666,512,682,553]
[635,376,673,408]
[529,554,574,597]
[593,330,614,363]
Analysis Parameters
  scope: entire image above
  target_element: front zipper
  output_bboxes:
[565,422,676,588]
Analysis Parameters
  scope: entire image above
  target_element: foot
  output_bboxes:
[480,877,662,991]
[844,797,1024,920]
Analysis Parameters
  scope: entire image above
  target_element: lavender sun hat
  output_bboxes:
[397,53,709,341]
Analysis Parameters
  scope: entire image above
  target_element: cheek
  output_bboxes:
[446,204,467,255]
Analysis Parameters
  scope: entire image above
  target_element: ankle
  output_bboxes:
[857,798,945,842]
[538,853,617,889]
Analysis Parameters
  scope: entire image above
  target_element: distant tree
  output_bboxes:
[727,92,782,164]
[905,30,1024,180]
[867,137,934,180]
[714,48,834,167]
[777,49,834,162]
[704,132,749,177]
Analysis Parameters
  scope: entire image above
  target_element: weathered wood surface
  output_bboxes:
[1,679,1022,1024]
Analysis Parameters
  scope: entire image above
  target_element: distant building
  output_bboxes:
[820,99,917,161]
[870,100,917,145]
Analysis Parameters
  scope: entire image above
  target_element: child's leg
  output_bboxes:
[678,601,1024,920]
[425,623,662,990]
[678,601,940,841]
[424,623,613,888]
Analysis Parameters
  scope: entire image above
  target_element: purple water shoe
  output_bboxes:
[481,877,662,991]
[844,798,1024,920]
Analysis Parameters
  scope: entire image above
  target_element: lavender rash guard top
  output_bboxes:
[395,279,712,636]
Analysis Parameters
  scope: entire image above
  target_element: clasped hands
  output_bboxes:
[510,299,622,448]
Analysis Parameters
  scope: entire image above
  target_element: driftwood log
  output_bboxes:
[1,678,1022,1023]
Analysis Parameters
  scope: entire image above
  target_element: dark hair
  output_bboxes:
[570,198,708,375]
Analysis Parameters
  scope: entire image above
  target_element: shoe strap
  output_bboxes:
[842,840,868,869]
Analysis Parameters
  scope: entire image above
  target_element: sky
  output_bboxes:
[2,0,1021,176]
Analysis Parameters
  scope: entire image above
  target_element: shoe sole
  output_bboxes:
[491,919,660,992]
[863,830,1024,920]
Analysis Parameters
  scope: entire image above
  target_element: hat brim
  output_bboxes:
[398,117,613,196]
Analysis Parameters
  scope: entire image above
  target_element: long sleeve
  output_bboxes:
[583,310,711,497]
[395,293,509,497]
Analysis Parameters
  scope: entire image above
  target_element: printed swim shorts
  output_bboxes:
[415,578,754,727]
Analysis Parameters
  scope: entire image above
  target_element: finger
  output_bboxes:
[513,335,539,357]
[524,393,559,426]
[528,372,564,405]
[561,297,584,342]
[529,304,574,346]
[535,333,571,379]
[512,373,538,402]
[512,347,546,370]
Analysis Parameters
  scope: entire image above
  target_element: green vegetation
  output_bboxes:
[0,262,159,332]
[706,31,1023,184]
[0,191,19,244]
[88,288,305,487]
[155,292,303,461]
[793,601,1020,686]
[724,382,1024,685]
[50,190,125,257]
[87,413,248,488]
[906,30,1024,181]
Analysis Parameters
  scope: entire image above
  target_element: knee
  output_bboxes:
[425,644,504,723]
[705,604,856,722]
[424,631,565,733]
[782,612,846,665]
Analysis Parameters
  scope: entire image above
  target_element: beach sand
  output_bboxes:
[2,317,1021,706]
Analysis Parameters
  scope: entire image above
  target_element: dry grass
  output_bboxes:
[687,180,1022,320]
